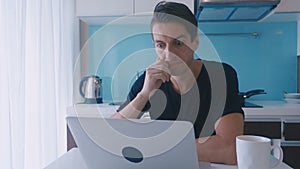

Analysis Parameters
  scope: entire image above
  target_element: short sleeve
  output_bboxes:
[222,63,244,117]
[117,72,151,112]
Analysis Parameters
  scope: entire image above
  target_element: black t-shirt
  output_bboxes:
[118,60,244,138]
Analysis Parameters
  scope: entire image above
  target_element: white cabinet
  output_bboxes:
[243,101,300,168]
[76,0,133,16]
[135,0,194,14]
[274,0,300,13]
[76,0,194,17]
[262,0,300,22]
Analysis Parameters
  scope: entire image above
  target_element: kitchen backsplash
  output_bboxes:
[88,21,297,102]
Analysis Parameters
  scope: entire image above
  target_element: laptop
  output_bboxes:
[67,111,201,169]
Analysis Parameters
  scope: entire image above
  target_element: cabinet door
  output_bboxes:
[244,121,281,139]
[282,144,300,169]
[134,0,194,14]
[67,126,77,150]
[76,0,133,16]
[275,0,300,13]
[283,121,300,141]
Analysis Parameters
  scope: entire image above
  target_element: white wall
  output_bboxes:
[297,18,300,56]
[298,19,300,92]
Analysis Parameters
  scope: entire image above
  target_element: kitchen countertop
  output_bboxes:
[70,100,300,118]
[243,100,300,117]
[67,103,119,118]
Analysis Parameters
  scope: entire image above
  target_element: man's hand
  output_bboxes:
[140,58,170,97]
[112,57,170,119]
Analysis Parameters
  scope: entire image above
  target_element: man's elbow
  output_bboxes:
[111,112,123,118]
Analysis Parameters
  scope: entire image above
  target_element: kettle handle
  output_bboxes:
[79,76,89,97]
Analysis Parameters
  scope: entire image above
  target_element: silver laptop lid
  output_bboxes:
[67,116,199,169]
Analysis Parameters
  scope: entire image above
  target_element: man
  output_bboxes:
[112,1,244,165]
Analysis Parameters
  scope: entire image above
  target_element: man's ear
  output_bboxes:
[192,33,199,51]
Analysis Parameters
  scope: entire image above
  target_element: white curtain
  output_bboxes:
[0,0,75,169]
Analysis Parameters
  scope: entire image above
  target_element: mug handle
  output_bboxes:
[270,145,283,169]
[79,76,88,97]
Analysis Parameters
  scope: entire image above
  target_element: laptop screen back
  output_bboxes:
[67,116,199,169]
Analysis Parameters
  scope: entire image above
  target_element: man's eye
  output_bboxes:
[156,43,165,49]
[174,40,184,46]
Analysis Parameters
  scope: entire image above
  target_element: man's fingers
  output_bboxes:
[147,68,170,83]
[149,60,170,74]
[147,69,169,82]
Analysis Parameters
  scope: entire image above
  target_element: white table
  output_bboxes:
[44,148,292,169]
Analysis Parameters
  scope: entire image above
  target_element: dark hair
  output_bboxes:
[150,1,198,41]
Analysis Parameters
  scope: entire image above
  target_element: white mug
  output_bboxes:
[236,135,283,169]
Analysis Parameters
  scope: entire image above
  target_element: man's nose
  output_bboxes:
[164,47,176,61]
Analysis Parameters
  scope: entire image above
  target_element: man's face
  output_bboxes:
[152,22,198,76]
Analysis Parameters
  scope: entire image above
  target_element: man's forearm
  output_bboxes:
[196,135,237,165]
[195,113,243,164]
[112,92,149,119]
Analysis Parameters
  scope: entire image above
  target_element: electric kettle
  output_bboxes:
[79,75,103,104]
